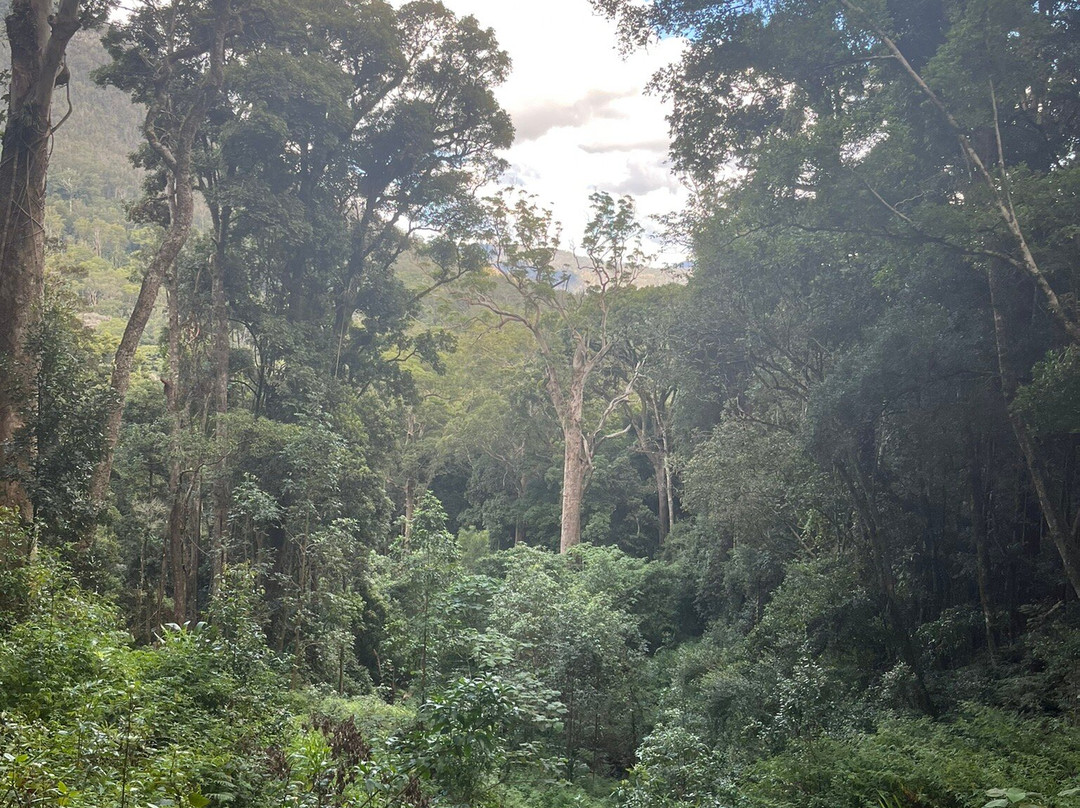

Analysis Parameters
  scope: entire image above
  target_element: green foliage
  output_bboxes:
[407,673,563,807]
[621,706,1080,808]
[25,295,112,548]
[0,558,293,808]
[379,493,468,697]
[619,721,725,808]
[8,1,1080,807]
[735,707,1080,808]
[486,545,650,777]
[1013,348,1080,436]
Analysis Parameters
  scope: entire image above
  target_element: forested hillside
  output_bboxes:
[1,1,1079,808]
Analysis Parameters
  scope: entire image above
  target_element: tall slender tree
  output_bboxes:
[89,0,236,518]
[471,192,644,552]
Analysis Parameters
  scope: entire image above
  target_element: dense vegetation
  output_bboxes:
[1,0,1079,807]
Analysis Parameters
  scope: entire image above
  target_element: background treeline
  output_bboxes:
[1,0,1080,807]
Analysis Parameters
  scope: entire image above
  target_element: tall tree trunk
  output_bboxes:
[403,476,416,540]
[90,166,197,507]
[0,0,82,519]
[653,457,669,545]
[89,1,230,515]
[514,472,528,545]
[661,424,675,537]
[560,412,586,553]
[209,207,231,597]
[165,278,188,624]
[189,469,201,621]
[987,266,1080,599]
[555,354,595,554]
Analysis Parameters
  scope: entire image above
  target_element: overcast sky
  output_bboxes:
[437,0,688,259]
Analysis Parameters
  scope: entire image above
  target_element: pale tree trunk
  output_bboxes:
[560,411,586,554]
[90,2,230,515]
[189,469,200,618]
[165,278,189,624]
[660,453,669,535]
[209,208,231,597]
[554,350,590,554]
[514,471,528,545]
[987,266,1080,599]
[0,0,81,520]
[561,429,587,557]
[403,475,417,540]
[661,420,675,536]
[652,458,669,545]
[90,168,197,507]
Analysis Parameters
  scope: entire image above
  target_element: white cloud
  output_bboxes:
[512,88,634,142]
[437,0,688,259]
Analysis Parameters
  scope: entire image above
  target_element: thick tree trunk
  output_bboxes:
[403,476,416,540]
[0,109,46,521]
[0,0,81,519]
[560,414,586,553]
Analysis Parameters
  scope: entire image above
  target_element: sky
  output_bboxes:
[436,0,688,260]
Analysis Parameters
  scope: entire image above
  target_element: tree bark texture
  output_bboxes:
[560,414,586,554]
[553,351,589,554]
[653,459,669,545]
[0,0,82,519]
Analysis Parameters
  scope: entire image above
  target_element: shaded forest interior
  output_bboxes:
[0,1,1079,807]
